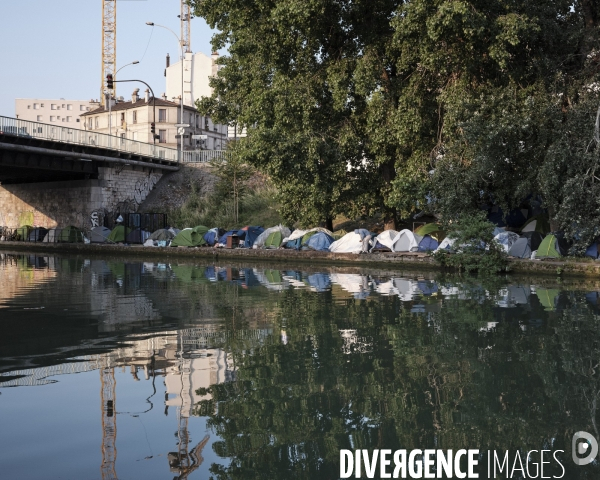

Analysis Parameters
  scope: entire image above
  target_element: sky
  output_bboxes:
[0,0,219,117]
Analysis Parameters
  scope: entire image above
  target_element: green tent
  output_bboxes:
[107,225,131,243]
[536,288,559,311]
[59,226,84,243]
[537,234,564,259]
[15,225,32,241]
[265,269,282,283]
[171,226,208,247]
[332,229,347,240]
[521,214,551,235]
[264,230,283,249]
[301,231,318,245]
[415,223,445,240]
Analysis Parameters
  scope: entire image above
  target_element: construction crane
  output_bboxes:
[100,366,118,480]
[101,0,117,106]
[180,0,192,54]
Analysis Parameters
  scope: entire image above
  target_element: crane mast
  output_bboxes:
[101,0,117,106]
[181,1,191,54]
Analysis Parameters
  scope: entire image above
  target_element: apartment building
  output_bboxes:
[15,98,99,126]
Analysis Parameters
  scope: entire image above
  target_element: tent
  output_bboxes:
[332,229,347,240]
[42,228,62,243]
[203,228,225,246]
[125,228,151,244]
[15,225,32,241]
[217,230,239,247]
[27,227,48,242]
[59,226,84,243]
[493,231,520,253]
[329,232,366,254]
[417,235,439,252]
[171,227,207,247]
[150,228,175,241]
[374,230,398,251]
[435,237,456,253]
[521,214,551,235]
[536,234,568,259]
[282,227,333,247]
[508,232,544,259]
[391,229,423,252]
[414,223,445,240]
[241,226,264,248]
[91,226,111,243]
[586,241,600,259]
[536,288,559,311]
[253,225,291,249]
[107,225,131,243]
[304,232,334,251]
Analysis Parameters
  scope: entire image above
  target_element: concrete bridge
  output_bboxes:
[0,116,226,231]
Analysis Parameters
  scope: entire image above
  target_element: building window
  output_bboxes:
[132,131,138,141]
[95,117,99,128]
[158,109,167,122]
[158,130,167,143]
[51,104,57,110]
[76,119,80,123]
[37,115,42,121]
[120,133,126,144]
[80,105,85,111]
[50,116,55,121]
[27,105,31,109]
[33,103,39,110]
[132,111,137,124]
[62,104,66,108]
[66,116,72,122]
[196,116,199,128]
[88,118,93,129]
[67,104,72,111]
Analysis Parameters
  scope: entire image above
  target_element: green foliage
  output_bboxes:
[168,184,282,230]
[433,211,509,273]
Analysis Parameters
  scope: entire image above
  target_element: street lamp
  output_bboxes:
[146,21,185,161]
[108,60,139,142]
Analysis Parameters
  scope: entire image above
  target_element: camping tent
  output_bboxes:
[217,230,239,247]
[59,226,84,243]
[493,231,520,253]
[107,225,131,243]
[91,226,111,243]
[203,228,225,246]
[282,228,333,248]
[253,225,291,249]
[15,225,32,241]
[414,223,445,240]
[536,234,568,259]
[391,229,423,252]
[373,230,398,251]
[508,232,544,259]
[171,227,208,247]
[27,227,48,242]
[435,237,456,253]
[42,228,62,243]
[417,235,439,252]
[304,232,334,251]
[329,232,366,254]
[586,241,600,259]
[521,214,551,235]
[149,229,175,241]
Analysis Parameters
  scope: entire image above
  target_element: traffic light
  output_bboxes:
[150,122,155,134]
[106,74,114,90]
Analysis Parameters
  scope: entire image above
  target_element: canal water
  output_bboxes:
[1,253,600,479]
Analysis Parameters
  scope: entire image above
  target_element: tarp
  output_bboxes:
[59,226,84,243]
[391,229,423,252]
[493,231,520,253]
[171,227,206,247]
[91,226,111,243]
[27,227,48,242]
[417,235,439,252]
[304,232,334,251]
[241,226,264,248]
[107,225,131,243]
[329,232,365,254]
[42,228,62,243]
[521,214,551,235]
[253,225,291,249]
[414,223,444,240]
[149,229,175,241]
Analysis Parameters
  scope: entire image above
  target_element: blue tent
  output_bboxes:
[304,232,334,251]
[418,235,439,252]
[204,228,225,246]
[284,237,303,250]
[585,242,599,259]
[241,226,264,248]
[218,230,238,245]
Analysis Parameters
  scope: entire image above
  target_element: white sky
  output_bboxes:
[0,0,219,116]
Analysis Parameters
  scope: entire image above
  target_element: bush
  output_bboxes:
[432,211,509,274]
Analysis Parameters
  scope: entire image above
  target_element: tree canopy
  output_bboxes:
[192,0,600,241]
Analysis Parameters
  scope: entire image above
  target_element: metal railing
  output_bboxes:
[0,115,182,162]
[181,149,230,163]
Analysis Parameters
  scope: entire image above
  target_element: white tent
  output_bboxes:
[493,231,520,253]
[435,237,456,253]
[329,232,365,254]
[390,229,423,252]
[373,230,398,251]
[253,225,291,249]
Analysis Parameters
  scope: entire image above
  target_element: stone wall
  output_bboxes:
[0,165,163,233]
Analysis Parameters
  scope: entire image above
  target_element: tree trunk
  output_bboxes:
[326,216,334,232]
[381,159,398,230]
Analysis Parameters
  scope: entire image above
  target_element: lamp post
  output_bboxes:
[146,22,185,161]
[108,61,139,145]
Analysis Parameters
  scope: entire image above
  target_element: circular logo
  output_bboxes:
[572,431,598,466]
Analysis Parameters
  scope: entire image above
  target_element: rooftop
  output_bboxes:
[81,97,197,116]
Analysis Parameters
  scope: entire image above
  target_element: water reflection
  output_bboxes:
[2,254,600,479]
